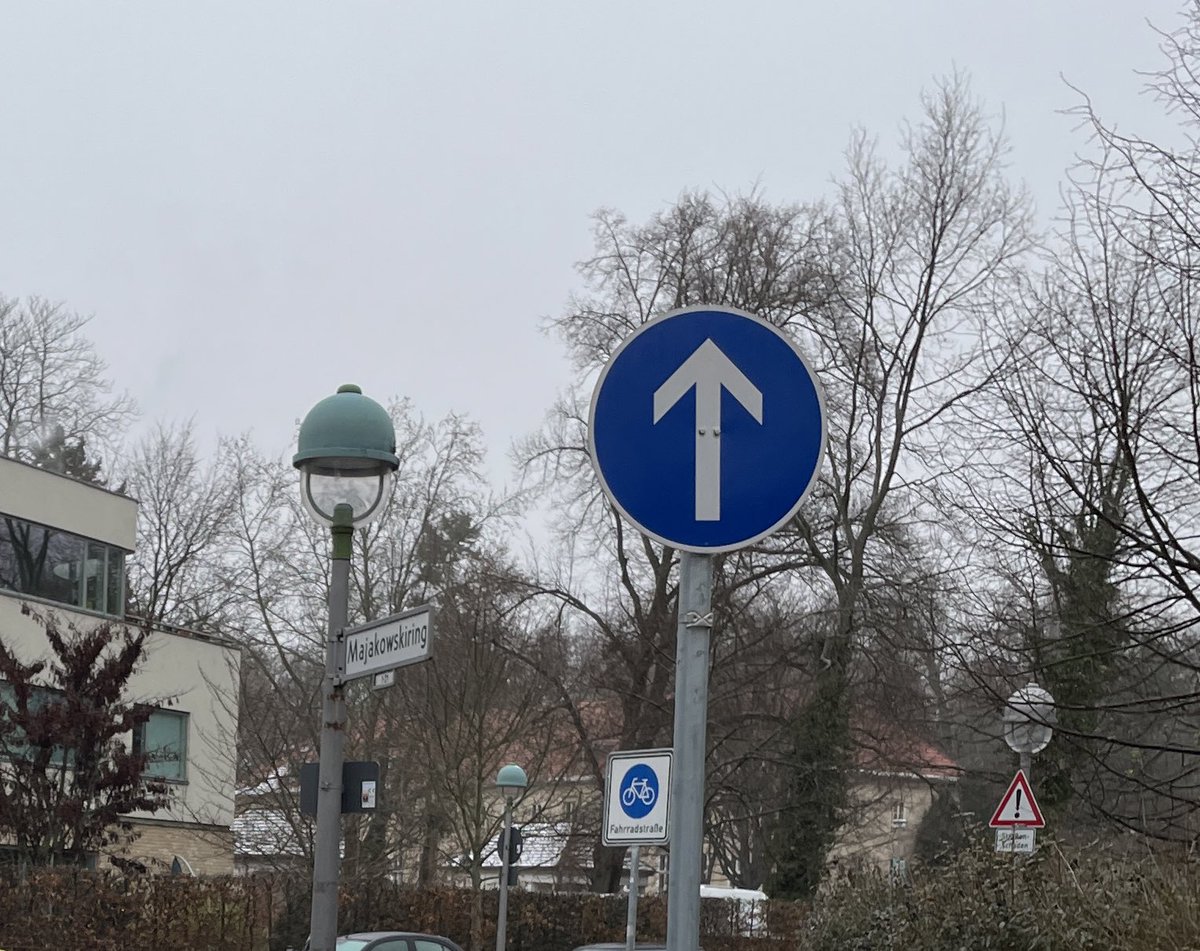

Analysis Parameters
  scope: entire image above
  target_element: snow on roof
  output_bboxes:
[237,766,293,799]
[479,822,572,869]
[473,822,660,872]
[700,885,768,901]
[232,808,309,857]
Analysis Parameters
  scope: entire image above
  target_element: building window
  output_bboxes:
[0,513,126,616]
[891,800,907,828]
[0,682,72,766]
[134,709,188,781]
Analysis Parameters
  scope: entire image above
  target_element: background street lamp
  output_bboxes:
[495,763,527,951]
[294,384,398,951]
[1002,682,1056,781]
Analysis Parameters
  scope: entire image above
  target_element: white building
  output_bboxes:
[0,454,240,873]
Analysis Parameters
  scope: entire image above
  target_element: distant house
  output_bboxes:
[467,698,958,894]
[0,454,241,873]
[231,767,311,874]
[233,808,309,874]
[827,727,960,877]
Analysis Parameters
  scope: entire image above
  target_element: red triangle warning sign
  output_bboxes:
[989,769,1045,828]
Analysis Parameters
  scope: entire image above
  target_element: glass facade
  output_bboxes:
[0,512,126,616]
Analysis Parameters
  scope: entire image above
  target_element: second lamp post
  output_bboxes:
[495,763,527,951]
[1002,681,1056,782]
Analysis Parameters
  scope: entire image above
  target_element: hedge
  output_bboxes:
[1,844,1197,951]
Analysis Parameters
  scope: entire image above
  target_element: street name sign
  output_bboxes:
[340,604,433,683]
[589,306,826,552]
[989,770,1045,828]
[603,748,673,846]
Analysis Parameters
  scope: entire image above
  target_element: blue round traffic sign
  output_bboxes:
[589,306,825,552]
[619,763,660,819]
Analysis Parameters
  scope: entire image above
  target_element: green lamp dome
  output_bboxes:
[293,384,399,473]
[496,763,528,794]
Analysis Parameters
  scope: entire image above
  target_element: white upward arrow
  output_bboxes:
[653,338,763,521]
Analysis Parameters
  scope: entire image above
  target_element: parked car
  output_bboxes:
[297,932,466,951]
[571,945,669,951]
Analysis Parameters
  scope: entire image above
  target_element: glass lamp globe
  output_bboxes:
[293,384,399,527]
[1002,682,1057,755]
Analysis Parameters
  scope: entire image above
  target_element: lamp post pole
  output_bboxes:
[309,504,353,951]
[494,764,526,951]
[497,794,514,951]
[294,384,399,951]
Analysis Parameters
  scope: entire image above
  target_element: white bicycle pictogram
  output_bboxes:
[621,777,657,808]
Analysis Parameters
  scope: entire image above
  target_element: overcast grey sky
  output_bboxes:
[0,1,1185,486]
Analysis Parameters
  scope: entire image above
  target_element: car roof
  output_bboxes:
[572,945,668,950]
[345,934,456,942]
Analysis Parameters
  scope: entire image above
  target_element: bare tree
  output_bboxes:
[518,72,1032,897]
[514,190,838,890]
[223,403,543,890]
[949,10,1200,844]
[0,295,134,468]
[122,421,241,628]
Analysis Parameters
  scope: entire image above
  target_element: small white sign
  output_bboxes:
[372,670,395,690]
[603,748,672,846]
[361,780,377,809]
[995,828,1036,853]
[341,605,433,682]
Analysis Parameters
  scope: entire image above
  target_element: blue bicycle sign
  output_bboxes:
[619,764,660,819]
[604,748,672,846]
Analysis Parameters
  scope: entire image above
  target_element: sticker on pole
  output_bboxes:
[989,770,1045,828]
[603,748,672,846]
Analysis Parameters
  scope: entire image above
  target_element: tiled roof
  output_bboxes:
[851,724,960,780]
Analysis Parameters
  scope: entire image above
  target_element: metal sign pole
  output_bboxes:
[309,511,352,951]
[625,845,640,951]
[666,551,712,951]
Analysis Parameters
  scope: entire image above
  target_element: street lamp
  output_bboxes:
[495,763,527,951]
[1002,682,1056,781]
[294,384,398,951]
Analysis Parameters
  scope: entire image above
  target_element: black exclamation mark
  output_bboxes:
[1014,789,1023,820]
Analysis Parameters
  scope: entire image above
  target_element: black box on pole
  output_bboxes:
[300,761,380,816]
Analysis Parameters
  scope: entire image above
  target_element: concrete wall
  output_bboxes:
[0,455,137,551]
[0,596,241,829]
